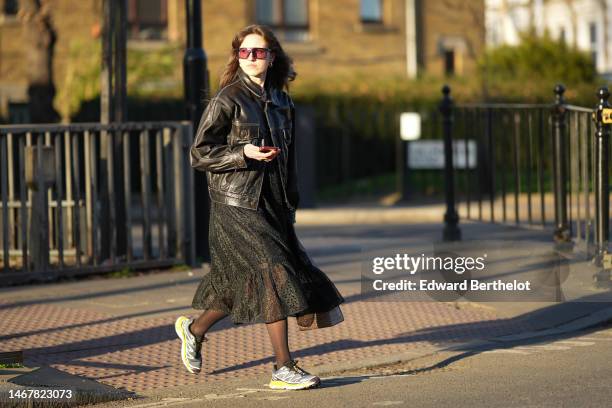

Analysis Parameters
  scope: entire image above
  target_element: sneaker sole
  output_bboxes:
[174,316,200,374]
[268,378,321,390]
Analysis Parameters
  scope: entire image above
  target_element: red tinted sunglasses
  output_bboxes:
[237,47,271,60]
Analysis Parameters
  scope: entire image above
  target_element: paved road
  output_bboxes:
[94,321,612,408]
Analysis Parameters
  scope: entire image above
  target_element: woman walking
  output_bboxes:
[175,24,345,390]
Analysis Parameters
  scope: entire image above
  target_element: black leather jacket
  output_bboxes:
[190,69,299,213]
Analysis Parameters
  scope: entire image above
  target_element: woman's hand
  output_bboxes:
[243,143,280,162]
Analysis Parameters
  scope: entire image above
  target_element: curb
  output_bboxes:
[311,346,442,377]
[313,305,612,378]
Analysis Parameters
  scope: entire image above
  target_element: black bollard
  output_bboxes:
[551,84,570,244]
[440,85,461,241]
[592,87,611,287]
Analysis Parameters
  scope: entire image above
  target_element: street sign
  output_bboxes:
[407,140,477,169]
[400,112,421,140]
[602,108,612,124]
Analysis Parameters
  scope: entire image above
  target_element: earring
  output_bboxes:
[269,61,273,67]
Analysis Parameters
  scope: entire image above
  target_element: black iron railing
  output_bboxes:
[0,121,195,285]
[440,85,611,286]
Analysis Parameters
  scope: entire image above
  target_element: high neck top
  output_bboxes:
[238,68,270,102]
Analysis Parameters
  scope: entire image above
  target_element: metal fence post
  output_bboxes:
[440,85,461,241]
[27,138,55,276]
[173,126,185,263]
[551,84,570,243]
[182,123,196,267]
[1,134,9,270]
[173,124,197,266]
[592,87,611,287]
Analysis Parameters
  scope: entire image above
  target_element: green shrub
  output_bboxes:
[57,40,183,122]
[56,39,101,122]
[479,31,596,85]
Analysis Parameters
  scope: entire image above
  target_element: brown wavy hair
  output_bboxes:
[219,25,296,91]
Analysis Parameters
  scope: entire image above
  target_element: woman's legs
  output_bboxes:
[190,311,292,368]
[189,309,227,340]
[266,318,292,368]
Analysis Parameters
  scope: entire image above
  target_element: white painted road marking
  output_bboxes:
[482,349,532,355]
[554,340,595,346]
[129,398,203,408]
[255,396,291,400]
[576,336,612,341]
[527,345,571,351]
[205,391,256,400]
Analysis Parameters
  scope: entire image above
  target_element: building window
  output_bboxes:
[255,0,309,42]
[8,102,29,124]
[589,22,597,67]
[128,0,167,41]
[444,50,455,77]
[361,0,382,24]
[3,0,18,15]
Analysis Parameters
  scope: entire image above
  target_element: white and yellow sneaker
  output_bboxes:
[269,360,321,390]
[174,316,206,374]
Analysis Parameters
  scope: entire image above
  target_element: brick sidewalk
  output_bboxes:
[0,291,533,393]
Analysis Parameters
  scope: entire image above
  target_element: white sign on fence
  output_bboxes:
[407,139,477,169]
[400,112,421,141]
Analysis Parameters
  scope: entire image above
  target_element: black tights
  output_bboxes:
[189,309,292,369]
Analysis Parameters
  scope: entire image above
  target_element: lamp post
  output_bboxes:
[100,0,128,261]
[184,0,210,262]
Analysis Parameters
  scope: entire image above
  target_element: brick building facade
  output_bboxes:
[0,0,484,122]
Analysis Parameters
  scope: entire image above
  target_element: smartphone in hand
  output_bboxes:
[259,146,279,153]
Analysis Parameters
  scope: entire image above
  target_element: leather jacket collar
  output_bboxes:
[238,68,267,99]
[238,68,286,107]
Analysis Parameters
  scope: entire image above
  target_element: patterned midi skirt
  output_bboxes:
[191,161,345,330]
